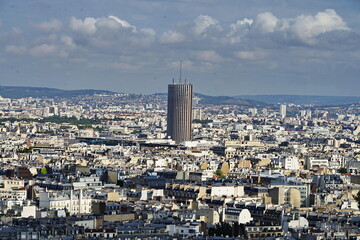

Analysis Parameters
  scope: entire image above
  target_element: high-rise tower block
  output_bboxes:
[167,83,193,144]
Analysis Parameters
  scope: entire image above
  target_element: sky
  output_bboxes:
[1,0,360,96]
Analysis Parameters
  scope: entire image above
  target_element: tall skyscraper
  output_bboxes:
[167,83,193,144]
[280,104,287,118]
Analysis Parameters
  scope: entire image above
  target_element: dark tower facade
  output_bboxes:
[167,83,193,144]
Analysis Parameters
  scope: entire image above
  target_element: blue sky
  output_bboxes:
[1,0,360,96]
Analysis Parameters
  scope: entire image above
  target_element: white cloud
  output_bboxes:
[291,9,349,44]
[234,50,267,60]
[68,16,155,50]
[34,33,57,44]
[29,44,58,57]
[253,9,349,44]
[255,12,278,33]
[193,15,222,37]
[160,30,186,43]
[96,16,136,32]
[69,17,97,35]
[61,35,76,49]
[33,19,63,32]
[158,10,348,47]
[234,51,254,60]
[196,50,223,62]
[227,18,253,43]
[70,16,136,35]
[141,28,156,36]
[5,45,27,54]
[158,15,223,44]
[108,16,135,30]
[3,9,353,70]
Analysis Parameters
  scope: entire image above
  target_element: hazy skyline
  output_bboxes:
[1,0,360,96]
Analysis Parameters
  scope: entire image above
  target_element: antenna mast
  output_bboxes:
[179,60,182,84]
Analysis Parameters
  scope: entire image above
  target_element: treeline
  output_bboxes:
[0,116,101,126]
[39,116,101,125]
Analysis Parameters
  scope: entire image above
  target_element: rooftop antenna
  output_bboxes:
[179,60,182,84]
[172,78,175,85]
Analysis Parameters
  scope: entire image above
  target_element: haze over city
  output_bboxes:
[1,0,360,96]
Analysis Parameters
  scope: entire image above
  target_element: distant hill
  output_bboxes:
[238,95,360,106]
[154,92,266,106]
[6,86,354,107]
[0,86,115,99]
[195,93,266,106]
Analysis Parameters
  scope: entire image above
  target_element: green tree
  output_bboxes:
[338,168,347,174]
[40,167,48,175]
[248,158,261,166]
[208,227,215,236]
[209,223,234,237]
[17,147,33,153]
[214,169,225,178]
[95,126,105,132]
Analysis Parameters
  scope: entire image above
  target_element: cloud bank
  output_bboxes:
[1,7,359,96]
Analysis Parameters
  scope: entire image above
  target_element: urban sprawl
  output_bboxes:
[0,90,359,240]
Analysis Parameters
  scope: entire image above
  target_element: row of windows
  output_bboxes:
[247,226,281,231]
[4,181,22,185]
